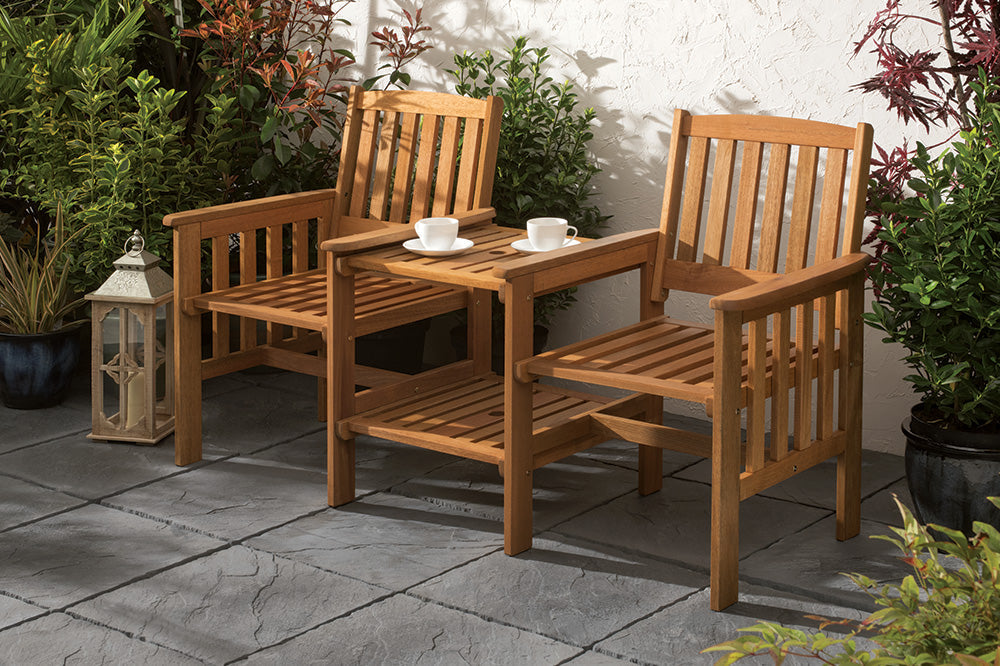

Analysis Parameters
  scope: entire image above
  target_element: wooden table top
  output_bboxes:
[342,224,530,292]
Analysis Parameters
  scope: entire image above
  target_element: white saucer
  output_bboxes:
[511,238,581,254]
[403,237,474,257]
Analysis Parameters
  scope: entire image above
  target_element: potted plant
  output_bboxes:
[0,205,85,408]
[865,72,1000,534]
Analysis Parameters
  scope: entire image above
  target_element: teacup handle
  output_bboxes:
[567,225,578,242]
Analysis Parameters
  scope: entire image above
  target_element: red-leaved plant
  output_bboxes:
[853,1,1000,257]
[180,0,431,197]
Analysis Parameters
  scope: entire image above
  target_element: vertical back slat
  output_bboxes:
[652,110,692,298]
[730,141,763,270]
[817,294,837,439]
[746,317,767,472]
[334,86,366,226]
[368,110,400,221]
[786,145,818,272]
[757,143,790,273]
[239,230,257,350]
[291,220,309,273]
[816,148,848,262]
[703,139,736,265]
[454,118,484,210]
[410,114,442,221]
[770,310,790,460]
[388,113,421,223]
[349,108,381,218]
[265,224,283,344]
[211,237,229,358]
[432,116,462,216]
[675,136,710,262]
[843,123,875,254]
[793,300,814,449]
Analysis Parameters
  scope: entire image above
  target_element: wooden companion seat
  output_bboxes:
[165,87,503,466]
[512,110,874,610]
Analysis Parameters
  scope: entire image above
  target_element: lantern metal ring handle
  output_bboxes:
[126,230,144,257]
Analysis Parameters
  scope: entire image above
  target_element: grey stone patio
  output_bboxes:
[0,366,912,664]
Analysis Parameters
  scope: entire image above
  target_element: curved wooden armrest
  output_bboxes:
[320,207,496,255]
[709,252,870,316]
[163,189,339,228]
[493,229,659,280]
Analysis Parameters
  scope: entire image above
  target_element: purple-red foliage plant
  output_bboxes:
[853,1,1000,253]
[368,8,432,89]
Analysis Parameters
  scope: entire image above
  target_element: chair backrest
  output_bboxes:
[651,110,873,299]
[334,86,504,236]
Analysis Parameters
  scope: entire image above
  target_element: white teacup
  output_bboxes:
[414,217,459,251]
[526,217,577,251]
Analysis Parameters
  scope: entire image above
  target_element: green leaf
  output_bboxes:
[260,115,279,144]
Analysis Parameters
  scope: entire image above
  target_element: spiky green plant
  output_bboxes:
[0,204,83,334]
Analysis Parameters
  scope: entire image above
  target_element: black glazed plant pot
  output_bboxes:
[903,406,1000,535]
[0,324,82,409]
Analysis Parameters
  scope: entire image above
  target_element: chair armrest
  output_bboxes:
[320,207,496,255]
[493,229,659,280]
[163,189,339,232]
[709,252,870,318]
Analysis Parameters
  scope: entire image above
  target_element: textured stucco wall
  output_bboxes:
[346,0,951,454]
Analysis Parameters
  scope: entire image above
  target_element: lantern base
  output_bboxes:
[89,411,175,445]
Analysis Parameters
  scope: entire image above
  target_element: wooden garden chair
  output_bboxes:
[506,110,873,610]
[165,87,502,468]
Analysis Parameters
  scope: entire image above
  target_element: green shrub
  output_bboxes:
[706,496,1000,665]
[865,73,1000,430]
[448,36,610,326]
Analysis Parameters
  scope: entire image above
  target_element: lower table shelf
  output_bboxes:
[342,374,614,468]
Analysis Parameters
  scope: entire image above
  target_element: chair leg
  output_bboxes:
[710,411,741,611]
[837,276,864,541]
[174,307,202,466]
[328,428,356,507]
[638,395,663,495]
[711,310,743,611]
[317,344,327,423]
[327,267,356,507]
[504,277,534,555]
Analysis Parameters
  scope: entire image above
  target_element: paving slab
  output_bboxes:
[103,456,327,541]
[0,475,85,530]
[200,382,324,457]
[554,477,829,572]
[673,450,905,509]
[0,504,222,609]
[391,454,638,532]
[239,593,581,665]
[594,583,870,666]
[230,368,319,396]
[72,544,386,664]
[410,534,704,648]
[573,438,701,476]
[0,434,208,500]
[0,594,45,630]
[252,433,456,495]
[739,517,911,611]
[0,403,89,455]
[0,612,203,665]
[247,492,501,591]
[861,479,912,526]
[563,650,633,665]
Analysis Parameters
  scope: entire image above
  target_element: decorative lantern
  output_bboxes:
[86,230,175,444]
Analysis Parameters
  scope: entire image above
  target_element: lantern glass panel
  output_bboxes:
[99,306,145,428]
[154,303,171,426]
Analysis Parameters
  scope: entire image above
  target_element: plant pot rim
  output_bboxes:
[0,320,87,339]
[904,404,1000,460]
